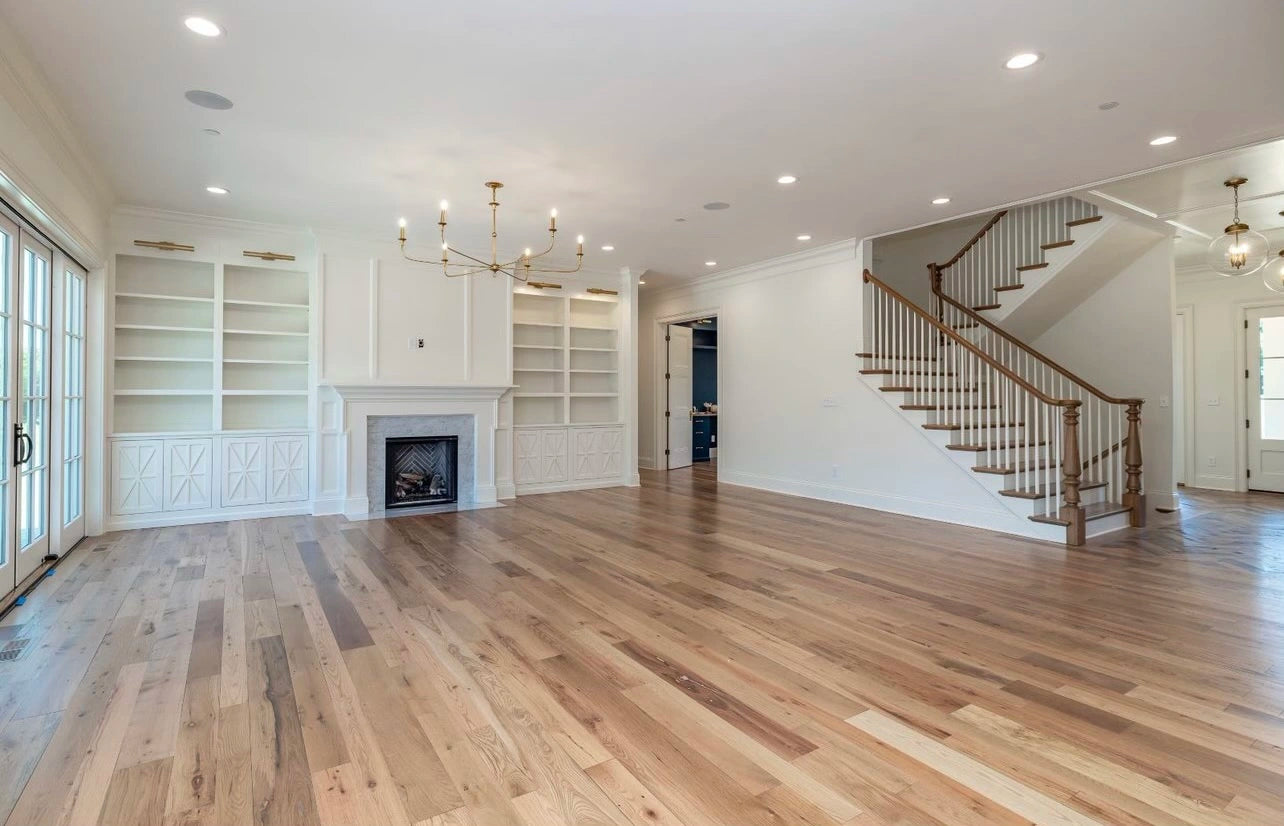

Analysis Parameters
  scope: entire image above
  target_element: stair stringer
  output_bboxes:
[983,212,1166,342]
[857,374,1067,543]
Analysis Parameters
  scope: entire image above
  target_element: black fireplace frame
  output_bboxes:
[384,435,459,510]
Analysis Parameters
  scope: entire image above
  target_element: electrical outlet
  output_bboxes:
[822,398,838,408]
[408,336,425,350]
[1208,395,1221,406]
[1159,395,1169,408]
[1207,456,1217,467]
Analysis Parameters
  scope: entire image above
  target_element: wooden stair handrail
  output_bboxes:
[863,269,1077,409]
[940,210,1008,270]
[930,261,1144,407]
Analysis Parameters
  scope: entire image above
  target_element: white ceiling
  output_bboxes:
[4,0,1284,286]
[1093,138,1284,267]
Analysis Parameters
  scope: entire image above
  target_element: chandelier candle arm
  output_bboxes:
[399,181,584,282]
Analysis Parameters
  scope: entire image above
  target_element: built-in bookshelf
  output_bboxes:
[513,293,620,426]
[112,256,311,434]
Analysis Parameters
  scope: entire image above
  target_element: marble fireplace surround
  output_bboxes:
[323,384,510,518]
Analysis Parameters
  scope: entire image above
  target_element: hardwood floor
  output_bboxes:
[1,466,1283,825]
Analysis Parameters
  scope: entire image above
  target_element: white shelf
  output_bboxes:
[514,368,562,373]
[569,347,616,352]
[116,324,214,333]
[114,389,213,397]
[515,322,562,328]
[570,369,617,374]
[224,358,309,365]
[223,390,310,397]
[512,392,563,398]
[570,393,618,397]
[115,356,214,363]
[514,344,561,350]
[117,292,216,304]
[224,329,309,337]
[570,324,615,331]
[223,299,309,309]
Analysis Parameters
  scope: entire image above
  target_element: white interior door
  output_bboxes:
[666,324,693,469]
[1248,307,1284,493]
[15,233,52,582]
[1172,310,1187,486]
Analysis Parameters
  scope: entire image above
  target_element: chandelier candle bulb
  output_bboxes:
[550,209,558,231]
[398,218,407,242]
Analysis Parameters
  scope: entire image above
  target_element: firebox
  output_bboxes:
[384,435,459,509]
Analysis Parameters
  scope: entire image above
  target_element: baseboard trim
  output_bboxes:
[637,456,657,471]
[496,481,517,500]
[107,502,313,531]
[719,469,1062,543]
[516,478,627,496]
[311,498,345,516]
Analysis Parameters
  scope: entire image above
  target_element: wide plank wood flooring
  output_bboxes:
[1,465,1283,825]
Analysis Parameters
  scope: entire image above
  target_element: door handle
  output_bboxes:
[13,423,31,467]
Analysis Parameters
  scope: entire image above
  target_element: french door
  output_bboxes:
[1248,307,1284,492]
[0,211,80,596]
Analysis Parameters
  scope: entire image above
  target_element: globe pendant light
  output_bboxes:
[1206,177,1269,276]
[1264,250,1284,293]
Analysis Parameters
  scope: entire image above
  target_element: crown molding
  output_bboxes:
[112,204,315,238]
[648,239,858,299]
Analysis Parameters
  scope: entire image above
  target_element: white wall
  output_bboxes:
[871,214,990,309]
[317,234,511,387]
[0,16,111,265]
[638,241,1054,536]
[1174,266,1284,491]
[1031,239,1177,509]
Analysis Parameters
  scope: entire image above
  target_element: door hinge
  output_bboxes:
[664,449,671,456]
[665,335,671,341]
[1247,469,1252,478]
[1247,369,1251,378]
[1248,418,1251,429]
[664,411,671,417]
[665,373,671,379]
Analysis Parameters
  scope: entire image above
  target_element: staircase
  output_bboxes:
[860,198,1146,546]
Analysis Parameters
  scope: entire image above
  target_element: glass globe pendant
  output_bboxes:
[1206,177,1269,276]
[1264,251,1284,293]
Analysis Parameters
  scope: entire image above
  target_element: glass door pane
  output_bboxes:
[0,221,13,586]
[62,267,85,530]
[17,236,50,575]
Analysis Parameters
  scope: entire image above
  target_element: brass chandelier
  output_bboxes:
[398,181,583,281]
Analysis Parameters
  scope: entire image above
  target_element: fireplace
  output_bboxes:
[384,436,459,509]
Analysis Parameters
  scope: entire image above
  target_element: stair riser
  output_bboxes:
[1085,509,1132,538]
[1007,484,1109,510]
[959,444,1050,463]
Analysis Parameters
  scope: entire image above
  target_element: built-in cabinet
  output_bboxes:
[106,216,315,528]
[512,283,629,494]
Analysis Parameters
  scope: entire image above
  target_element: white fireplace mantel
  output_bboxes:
[318,383,514,517]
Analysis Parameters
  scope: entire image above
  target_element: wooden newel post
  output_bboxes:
[1122,400,1146,527]
[1060,403,1085,546]
[928,264,944,323]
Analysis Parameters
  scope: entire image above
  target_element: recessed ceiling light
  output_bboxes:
[185,90,233,110]
[184,17,222,37]
[675,217,687,223]
[1005,52,1041,70]
[1149,135,1178,146]
[777,175,797,185]
[202,128,221,136]
[638,280,647,285]
[206,186,228,195]
[796,234,812,241]
[705,261,717,267]
[703,202,731,211]
[1098,101,1119,111]
[932,197,951,205]
[601,245,615,251]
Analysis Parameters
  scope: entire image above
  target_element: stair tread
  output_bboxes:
[860,369,957,376]
[902,404,1000,411]
[856,353,938,362]
[1041,239,1075,251]
[972,303,1001,311]
[1000,480,1106,499]
[1029,501,1130,526]
[973,460,1056,474]
[883,386,981,392]
[994,283,1025,292]
[951,322,981,329]
[923,422,1022,430]
[947,441,1047,452]
[1066,215,1103,227]
[1015,263,1049,272]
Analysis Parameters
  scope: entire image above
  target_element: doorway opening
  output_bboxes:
[1247,307,1284,493]
[662,316,719,471]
